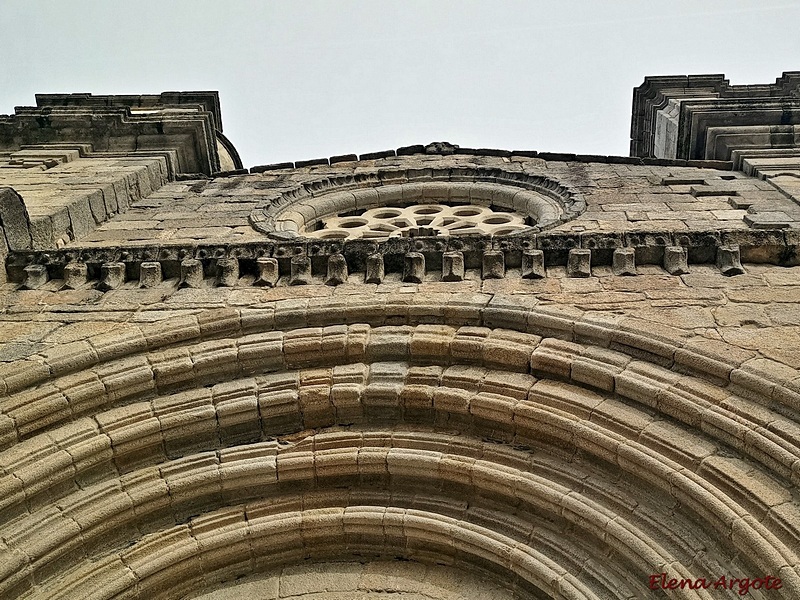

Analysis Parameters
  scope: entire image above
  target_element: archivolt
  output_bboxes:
[0,297,799,599]
[0,425,763,599]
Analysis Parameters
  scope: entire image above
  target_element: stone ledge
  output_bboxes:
[6,229,795,288]
[246,141,735,173]
[1,156,169,252]
[0,100,224,176]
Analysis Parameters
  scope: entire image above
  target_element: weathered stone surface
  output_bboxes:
[716,244,745,276]
[364,254,384,284]
[180,259,204,288]
[403,252,425,283]
[289,255,311,286]
[567,249,591,278]
[21,264,48,289]
[97,262,125,291]
[216,258,240,287]
[521,249,545,279]
[663,246,689,275]
[138,262,162,288]
[63,262,88,289]
[0,188,33,251]
[0,81,799,600]
[611,247,636,276]
[441,251,464,282]
[482,250,505,280]
[254,257,279,287]
[325,254,348,286]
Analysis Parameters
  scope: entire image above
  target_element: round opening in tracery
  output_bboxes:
[453,207,482,217]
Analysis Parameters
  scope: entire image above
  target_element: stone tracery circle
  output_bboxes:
[306,203,530,240]
[250,170,585,239]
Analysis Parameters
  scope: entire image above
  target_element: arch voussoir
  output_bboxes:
[1,297,799,599]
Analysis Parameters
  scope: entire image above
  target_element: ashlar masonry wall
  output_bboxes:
[0,143,798,599]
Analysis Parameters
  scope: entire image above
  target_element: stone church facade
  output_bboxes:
[0,74,798,599]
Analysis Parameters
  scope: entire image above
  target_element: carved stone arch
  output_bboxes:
[1,297,799,599]
[249,167,585,240]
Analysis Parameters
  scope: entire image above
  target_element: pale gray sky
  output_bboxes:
[2,1,799,167]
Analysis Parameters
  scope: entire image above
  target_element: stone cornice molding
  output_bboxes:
[0,92,242,176]
[34,91,226,132]
[5,227,795,289]
[631,72,800,160]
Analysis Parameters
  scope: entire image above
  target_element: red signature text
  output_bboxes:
[648,573,782,595]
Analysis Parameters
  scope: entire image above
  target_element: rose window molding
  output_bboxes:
[251,170,584,240]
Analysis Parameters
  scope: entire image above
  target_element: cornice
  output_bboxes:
[0,92,237,176]
[631,72,800,160]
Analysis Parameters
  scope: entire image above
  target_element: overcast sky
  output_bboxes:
[2,1,799,168]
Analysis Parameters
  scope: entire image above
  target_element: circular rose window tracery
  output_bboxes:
[251,169,584,239]
[306,203,530,239]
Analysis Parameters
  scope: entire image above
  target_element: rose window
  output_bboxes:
[252,175,583,240]
[305,203,529,240]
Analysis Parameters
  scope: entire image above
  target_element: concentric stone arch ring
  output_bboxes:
[250,168,585,240]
